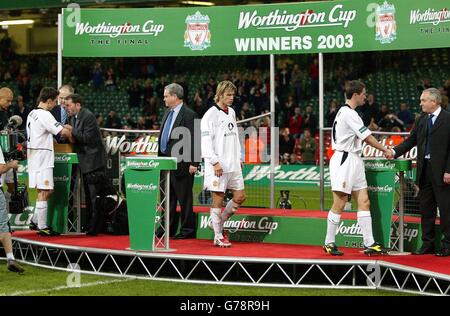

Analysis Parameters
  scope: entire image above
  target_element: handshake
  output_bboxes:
[383,147,395,160]
[60,124,75,143]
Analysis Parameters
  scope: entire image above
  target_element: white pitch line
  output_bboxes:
[1,278,134,296]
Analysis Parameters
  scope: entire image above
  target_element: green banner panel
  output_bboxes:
[124,156,176,251]
[63,0,450,57]
[0,0,156,10]
[47,153,78,233]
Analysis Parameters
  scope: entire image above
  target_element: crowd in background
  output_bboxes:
[1,33,450,165]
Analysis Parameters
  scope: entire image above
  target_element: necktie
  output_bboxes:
[61,107,67,124]
[425,114,434,157]
[160,110,174,154]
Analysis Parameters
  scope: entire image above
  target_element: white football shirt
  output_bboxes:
[331,105,371,153]
[26,108,63,172]
[201,105,241,174]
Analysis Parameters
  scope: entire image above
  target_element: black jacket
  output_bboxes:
[51,105,63,123]
[394,109,450,186]
[70,107,106,174]
[158,105,200,177]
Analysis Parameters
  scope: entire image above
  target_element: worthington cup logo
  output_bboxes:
[184,11,211,51]
[364,161,395,170]
[201,216,279,234]
[75,21,165,38]
[54,155,70,162]
[410,7,450,26]
[127,160,160,169]
[237,4,356,31]
[368,185,394,193]
[127,183,158,191]
[375,1,397,44]
[54,176,70,182]
[105,135,158,155]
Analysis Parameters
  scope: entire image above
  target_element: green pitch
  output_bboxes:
[193,181,333,210]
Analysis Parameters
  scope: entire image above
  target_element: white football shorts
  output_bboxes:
[330,151,367,194]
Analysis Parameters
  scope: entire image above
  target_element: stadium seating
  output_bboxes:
[1,49,449,126]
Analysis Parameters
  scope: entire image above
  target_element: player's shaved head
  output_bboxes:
[0,87,14,110]
[0,87,13,99]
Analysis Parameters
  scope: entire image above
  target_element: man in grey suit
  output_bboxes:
[158,83,200,239]
[387,88,450,256]
[64,93,113,235]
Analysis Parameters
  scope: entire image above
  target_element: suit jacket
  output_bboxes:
[50,105,63,123]
[70,107,106,174]
[394,109,450,186]
[158,105,200,177]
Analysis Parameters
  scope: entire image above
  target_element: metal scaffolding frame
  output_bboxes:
[67,167,82,233]
[10,237,450,296]
[153,170,172,251]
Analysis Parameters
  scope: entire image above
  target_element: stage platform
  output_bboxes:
[12,227,450,296]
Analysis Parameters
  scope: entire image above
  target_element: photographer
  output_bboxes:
[0,147,24,273]
[0,87,17,211]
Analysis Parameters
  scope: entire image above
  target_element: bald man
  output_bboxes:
[0,87,24,272]
[0,87,17,211]
[51,84,73,125]
[0,87,13,129]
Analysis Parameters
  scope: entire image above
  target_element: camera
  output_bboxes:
[0,115,27,161]
[0,130,26,161]
[0,116,28,214]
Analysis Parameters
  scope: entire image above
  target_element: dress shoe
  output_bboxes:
[7,260,24,273]
[412,246,435,255]
[173,233,195,240]
[435,248,450,257]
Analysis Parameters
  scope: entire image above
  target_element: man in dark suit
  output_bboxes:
[158,83,199,239]
[51,85,73,124]
[64,93,114,236]
[388,88,450,256]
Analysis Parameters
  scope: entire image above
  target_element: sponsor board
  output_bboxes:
[8,207,34,230]
[64,1,450,57]
[196,214,426,251]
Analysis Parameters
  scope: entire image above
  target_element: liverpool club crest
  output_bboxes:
[375,1,397,44]
[184,11,211,51]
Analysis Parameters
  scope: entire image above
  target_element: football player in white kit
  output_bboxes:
[201,81,246,247]
[324,80,393,256]
[26,87,71,236]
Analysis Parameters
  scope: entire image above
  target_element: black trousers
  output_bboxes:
[419,160,450,249]
[159,172,196,237]
[83,168,114,234]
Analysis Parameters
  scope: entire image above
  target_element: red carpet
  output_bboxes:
[13,230,450,276]
[193,206,422,223]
